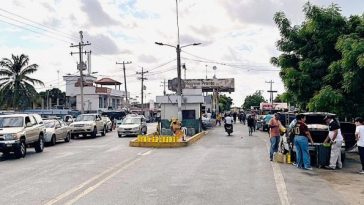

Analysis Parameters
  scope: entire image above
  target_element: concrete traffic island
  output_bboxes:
[129,131,208,148]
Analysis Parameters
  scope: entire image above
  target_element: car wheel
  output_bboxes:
[65,133,71,142]
[101,127,106,136]
[91,127,97,138]
[50,135,56,146]
[14,140,26,158]
[118,134,122,138]
[35,135,44,153]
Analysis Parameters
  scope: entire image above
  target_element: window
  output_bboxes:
[99,97,103,108]
[182,110,196,120]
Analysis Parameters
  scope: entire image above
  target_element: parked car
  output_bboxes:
[43,119,71,146]
[117,116,147,137]
[102,116,112,132]
[0,114,45,158]
[63,115,75,125]
[299,112,356,165]
[69,114,106,138]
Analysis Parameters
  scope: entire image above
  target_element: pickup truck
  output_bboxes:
[0,114,46,158]
[69,114,106,138]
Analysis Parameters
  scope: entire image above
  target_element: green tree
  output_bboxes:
[271,3,347,109]
[219,94,233,111]
[0,54,44,110]
[323,15,364,118]
[242,91,266,110]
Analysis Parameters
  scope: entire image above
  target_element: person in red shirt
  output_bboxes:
[269,113,281,161]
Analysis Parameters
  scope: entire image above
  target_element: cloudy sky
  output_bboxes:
[0,0,363,106]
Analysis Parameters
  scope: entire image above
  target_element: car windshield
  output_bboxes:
[122,118,141,125]
[44,121,56,128]
[76,115,96,121]
[0,117,24,128]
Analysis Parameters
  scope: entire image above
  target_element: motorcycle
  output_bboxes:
[225,124,233,136]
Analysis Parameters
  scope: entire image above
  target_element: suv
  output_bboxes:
[70,114,106,138]
[117,116,147,137]
[0,114,46,158]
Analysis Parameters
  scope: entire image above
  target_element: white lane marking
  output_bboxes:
[138,149,153,156]
[64,158,141,205]
[45,149,153,205]
[264,138,290,205]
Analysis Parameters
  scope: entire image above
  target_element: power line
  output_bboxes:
[136,67,148,113]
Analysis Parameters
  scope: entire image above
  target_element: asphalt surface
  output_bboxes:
[0,122,362,205]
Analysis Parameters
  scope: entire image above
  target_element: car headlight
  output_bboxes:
[4,133,17,140]
[133,127,140,131]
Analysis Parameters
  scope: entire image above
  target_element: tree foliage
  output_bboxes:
[219,94,233,111]
[243,91,266,110]
[272,3,364,118]
[0,54,44,110]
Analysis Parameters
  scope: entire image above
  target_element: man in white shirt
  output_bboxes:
[323,115,343,170]
[355,117,364,174]
[224,114,234,132]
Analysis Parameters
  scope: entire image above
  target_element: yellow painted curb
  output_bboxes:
[129,131,208,148]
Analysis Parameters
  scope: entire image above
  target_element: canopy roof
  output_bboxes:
[95,78,122,85]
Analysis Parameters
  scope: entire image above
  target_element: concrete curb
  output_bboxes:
[129,131,208,148]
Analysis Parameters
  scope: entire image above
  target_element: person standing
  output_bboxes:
[269,113,281,161]
[293,114,314,170]
[355,117,364,174]
[323,115,343,170]
[233,112,237,124]
[247,115,255,136]
[216,113,222,126]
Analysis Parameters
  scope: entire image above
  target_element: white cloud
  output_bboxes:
[0,0,362,106]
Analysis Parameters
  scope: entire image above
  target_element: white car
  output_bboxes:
[70,114,106,138]
[117,116,147,137]
[102,116,112,132]
[44,119,71,146]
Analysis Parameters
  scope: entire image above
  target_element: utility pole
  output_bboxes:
[136,67,148,114]
[182,63,186,80]
[70,31,91,114]
[116,61,132,106]
[161,79,167,95]
[266,80,277,111]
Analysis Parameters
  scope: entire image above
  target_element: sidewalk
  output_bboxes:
[251,125,364,204]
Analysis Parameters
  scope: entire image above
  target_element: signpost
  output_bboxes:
[168,78,235,92]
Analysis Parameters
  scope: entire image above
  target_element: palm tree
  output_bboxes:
[0,54,44,110]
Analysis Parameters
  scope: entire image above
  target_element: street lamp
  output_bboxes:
[154,0,201,121]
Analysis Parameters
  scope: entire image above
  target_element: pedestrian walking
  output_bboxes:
[242,113,246,125]
[323,115,343,170]
[233,112,237,124]
[355,117,364,174]
[293,114,314,170]
[216,113,222,126]
[269,113,282,161]
[247,115,255,136]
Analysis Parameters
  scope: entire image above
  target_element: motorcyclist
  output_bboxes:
[224,113,234,132]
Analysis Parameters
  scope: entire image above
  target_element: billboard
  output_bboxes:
[260,103,288,110]
[168,78,234,92]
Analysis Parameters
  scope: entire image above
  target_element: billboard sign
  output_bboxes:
[260,103,288,110]
[168,78,234,92]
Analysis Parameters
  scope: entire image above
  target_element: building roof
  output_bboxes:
[95,78,122,85]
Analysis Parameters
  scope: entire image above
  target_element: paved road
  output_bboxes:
[0,123,362,204]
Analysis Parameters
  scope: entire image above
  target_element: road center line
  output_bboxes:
[45,149,153,205]
[64,158,142,205]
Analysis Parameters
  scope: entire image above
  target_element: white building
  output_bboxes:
[63,75,129,112]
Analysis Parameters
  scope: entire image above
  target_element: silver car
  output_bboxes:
[44,119,71,146]
[102,116,112,132]
[117,116,147,137]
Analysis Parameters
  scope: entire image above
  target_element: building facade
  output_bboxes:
[63,75,129,112]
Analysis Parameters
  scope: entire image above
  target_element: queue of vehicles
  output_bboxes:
[0,112,149,159]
